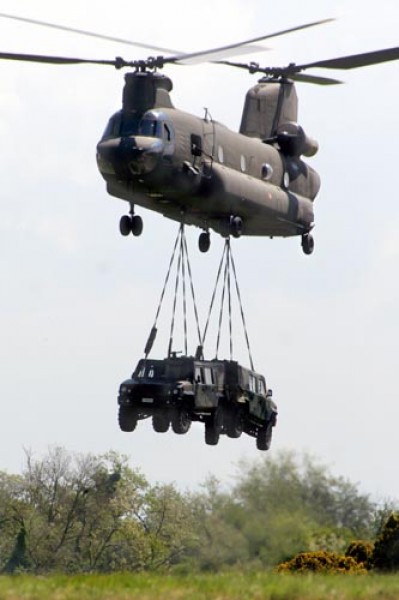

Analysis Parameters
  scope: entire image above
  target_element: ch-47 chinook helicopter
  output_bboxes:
[1,14,398,254]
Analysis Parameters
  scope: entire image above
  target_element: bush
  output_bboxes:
[277,550,367,574]
[345,540,374,569]
[373,513,399,571]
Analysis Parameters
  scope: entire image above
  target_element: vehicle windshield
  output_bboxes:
[133,360,165,379]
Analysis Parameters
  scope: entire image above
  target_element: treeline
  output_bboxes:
[0,448,396,574]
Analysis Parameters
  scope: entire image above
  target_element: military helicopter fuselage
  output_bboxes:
[96,71,320,253]
[2,14,397,254]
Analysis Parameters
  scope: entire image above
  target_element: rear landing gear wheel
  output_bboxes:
[119,215,132,236]
[301,233,314,255]
[230,216,243,239]
[131,215,143,237]
[199,231,211,253]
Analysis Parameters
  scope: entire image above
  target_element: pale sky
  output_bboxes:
[1,0,398,500]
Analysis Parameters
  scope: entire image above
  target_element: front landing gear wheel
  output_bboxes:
[301,233,314,255]
[119,215,132,236]
[199,231,211,253]
[131,215,143,237]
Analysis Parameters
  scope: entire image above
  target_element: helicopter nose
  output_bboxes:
[96,136,163,177]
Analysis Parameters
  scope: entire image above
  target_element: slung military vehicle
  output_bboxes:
[1,13,398,254]
[118,355,277,450]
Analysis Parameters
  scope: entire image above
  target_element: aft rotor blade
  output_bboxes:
[0,50,118,67]
[164,18,335,65]
[291,72,343,85]
[216,60,343,84]
[298,46,399,71]
[0,12,181,54]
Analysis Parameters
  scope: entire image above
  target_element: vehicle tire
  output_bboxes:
[118,406,137,432]
[119,215,132,236]
[226,409,244,439]
[171,408,191,434]
[152,411,170,433]
[199,231,210,253]
[132,215,143,236]
[205,407,223,446]
[205,422,220,445]
[256,422,273,451]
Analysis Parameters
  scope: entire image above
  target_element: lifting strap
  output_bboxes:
[202,238,255,371]
[144,224,203,359]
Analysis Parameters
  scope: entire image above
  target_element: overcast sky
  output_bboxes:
[0,0,398,500]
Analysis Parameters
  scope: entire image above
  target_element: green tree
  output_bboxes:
[190,451,377,569]
[373,513,399,571]
[0,448,200,574]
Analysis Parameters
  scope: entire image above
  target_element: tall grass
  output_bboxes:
[1,572,399,600]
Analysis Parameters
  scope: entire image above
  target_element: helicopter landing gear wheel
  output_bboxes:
[230,216,243,238]
[301,233,314,255]
[199,231,211,253]
[119,215,132,236]
[131,215,143,237]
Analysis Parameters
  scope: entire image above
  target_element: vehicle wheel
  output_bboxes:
[118,406,137,432]
[132,215,143,237]
[226,409,244,439]
[301,233,314,255]
[152,412,170,433]
[205,407,223,446]
[198,231,210,253]
[256,422,273,451]
[119,215,132,236]
[171,408,191,434]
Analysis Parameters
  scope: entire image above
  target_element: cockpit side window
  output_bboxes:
[139,118,160,138]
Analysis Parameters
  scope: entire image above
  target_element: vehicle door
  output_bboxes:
[194,364,218,409]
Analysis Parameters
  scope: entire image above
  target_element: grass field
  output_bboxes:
[1,572,399,600]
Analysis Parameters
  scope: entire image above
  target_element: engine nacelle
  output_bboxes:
[276,122,319,157]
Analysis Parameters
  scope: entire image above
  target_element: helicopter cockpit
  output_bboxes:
[97,110,175,179]
[101,110,174,144]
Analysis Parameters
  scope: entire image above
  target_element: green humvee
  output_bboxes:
[118,355,277,450]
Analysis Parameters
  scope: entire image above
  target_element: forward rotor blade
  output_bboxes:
[0,12,182,54]
[298,46,399,71]
[164,18,335,65]
[0,50,118,67]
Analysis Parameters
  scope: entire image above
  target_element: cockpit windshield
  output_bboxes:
[102,110,165,140]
